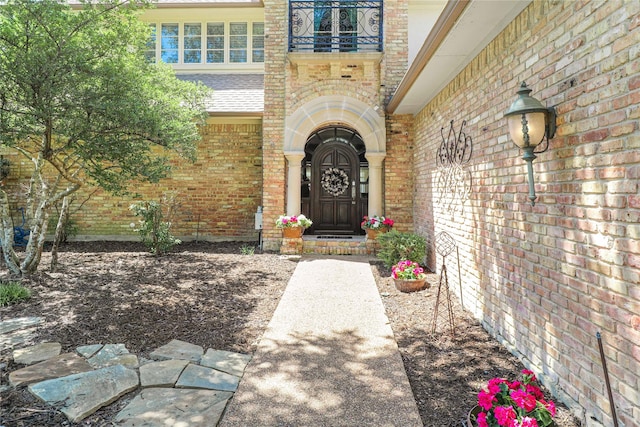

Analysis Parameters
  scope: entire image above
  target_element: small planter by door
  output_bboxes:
[365,228,387,240]
[282,227,304,238]
[393,278,428,293]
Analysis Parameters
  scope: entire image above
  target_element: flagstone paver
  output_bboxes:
[28,364,139,423]
[0,316,44,351]
[13,342,61,365]
[139,359,189,387]
[9,352,93,387]
[114,388,233,427]
[175,363,241,392]
[200,349,252,377]
[76,344,103,358]
[149,339,204,363]
[3,316,250,425]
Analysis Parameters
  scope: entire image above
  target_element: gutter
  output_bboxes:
[386,0,469,115]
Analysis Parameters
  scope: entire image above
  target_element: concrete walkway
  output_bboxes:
[220,256,422,427]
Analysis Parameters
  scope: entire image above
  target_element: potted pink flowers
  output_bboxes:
[361,215,394,240]
[391,259,428,292]
[276,214,312,238]
[469,370,557,427]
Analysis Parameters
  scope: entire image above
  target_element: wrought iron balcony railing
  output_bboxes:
[289,0,383,53]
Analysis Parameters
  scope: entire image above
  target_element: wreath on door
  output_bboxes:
[321,167,350,197]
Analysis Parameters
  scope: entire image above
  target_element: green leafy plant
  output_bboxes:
[0,281,31,306]
[240,244,255,255]
[377,230,426,268]
[130,195,181,256]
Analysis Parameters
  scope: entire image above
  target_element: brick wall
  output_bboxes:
[410,1,639,425]
[3,121,263,241]
[261,0,288,251]
[384,114,415,234]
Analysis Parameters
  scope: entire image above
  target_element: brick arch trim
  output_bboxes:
[284,95,386,154]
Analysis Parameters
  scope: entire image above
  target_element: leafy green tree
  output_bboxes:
[0,0,209,275]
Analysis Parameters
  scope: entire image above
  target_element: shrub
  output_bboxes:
[0,281,31,306]
[240,244,255,255]
[130,195,181,256]
[377,230,426,268]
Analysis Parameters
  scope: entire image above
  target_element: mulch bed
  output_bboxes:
[0,241,580,426]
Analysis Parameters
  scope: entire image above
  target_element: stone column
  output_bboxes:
[365,152,386,216]
[284,152,306,216]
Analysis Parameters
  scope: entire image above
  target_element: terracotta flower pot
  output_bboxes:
[282,227,304,238]
[393,278,428,293]
[365,228,387,240]
[467,405,481,427]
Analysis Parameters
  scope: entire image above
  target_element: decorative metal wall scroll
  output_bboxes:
[321,167,350,197]
[435,120,473,213]
[431,231,456,335]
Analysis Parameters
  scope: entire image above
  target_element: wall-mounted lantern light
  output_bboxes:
[504,82,556,206]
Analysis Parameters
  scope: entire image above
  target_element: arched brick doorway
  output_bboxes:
[301,126,367,235]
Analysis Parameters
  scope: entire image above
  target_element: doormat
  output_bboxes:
[316,235,354,239]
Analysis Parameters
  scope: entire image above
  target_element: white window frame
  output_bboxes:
[147,21,265,68]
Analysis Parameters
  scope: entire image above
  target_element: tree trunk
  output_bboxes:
[0,190,21,276]
[50,196,70,272]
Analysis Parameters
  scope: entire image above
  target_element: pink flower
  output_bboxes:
[478,390,496,411]
[511,389,537,412]
[522,369,537,382]
[525,383,544,400]
[477,411,489,427]
[509,380,522,390]
[494,406,517,427]
[488,378,506,394]
[545,400,556,416]
[520,417,539,427]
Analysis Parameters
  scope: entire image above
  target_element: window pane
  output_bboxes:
[184,50,201,63]
[207,22,225,63]
[230,22,247,35]
[207,51,224,63]
[161,50,178,63]
[161,23,179,63]
[146,23,157,63]
[252,37,264,49]
[229,50,247,63]
[184,23,201,36]
[207,37,224,50]
[207,23,224,35]
[252,22,264,36]
[229,22,247,63]
[252,50,264,62]
[183,23,202,63]
[252,22,264,63]
[230,36,247,49]
[184,38,201,50]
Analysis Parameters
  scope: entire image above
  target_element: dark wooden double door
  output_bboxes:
[306,142,366,235]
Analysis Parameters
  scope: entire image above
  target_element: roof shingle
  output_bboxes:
[177,74,264,114]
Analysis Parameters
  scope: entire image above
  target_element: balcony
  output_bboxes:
[289,0,383,53]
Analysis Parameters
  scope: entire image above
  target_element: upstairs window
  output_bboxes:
[229,22,248,63]
[145,24,157,63]
[207,23,225,63]
[148,21,264,65]
[183,23,202,63]
[161,23,179,63]
[252,22,264,63]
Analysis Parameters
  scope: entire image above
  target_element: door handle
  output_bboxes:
[351,180,356,204]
